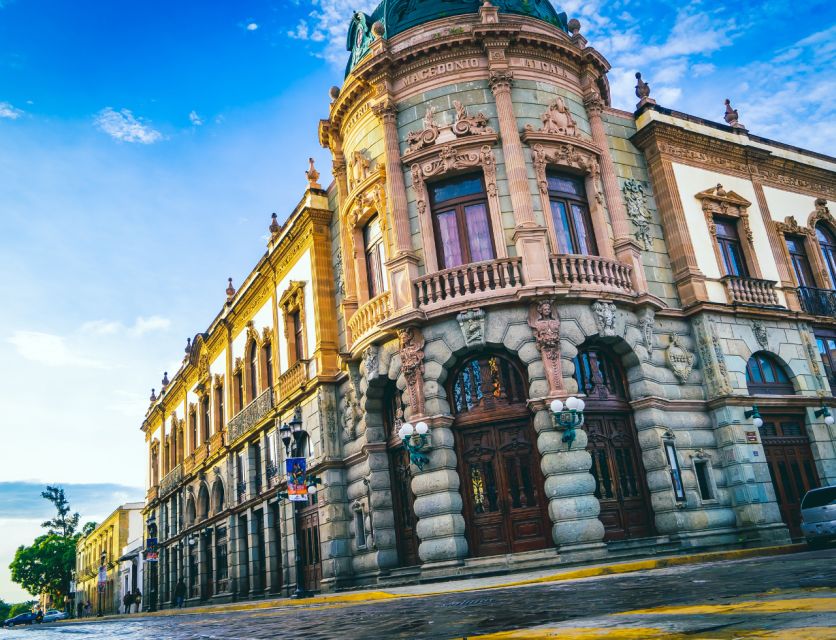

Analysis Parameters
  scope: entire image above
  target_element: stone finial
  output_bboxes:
[329,86,340,101]
[567,18,586,47]
[269,212,280,235]
[305,157,321,189]
[371,20,385,38]
[226,277,236,300]
[724,98,745,129]
[150,388,156,402]
[161,372,169,388]
[184,337,191,354]
[635,72,655,108]
[815,197,830,216]
[479,0,499,24]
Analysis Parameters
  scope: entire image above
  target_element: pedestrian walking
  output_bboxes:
[133,589,142,613]
[174,579,187,608]
[76,601,83,618]
[84,601,92,617]
[122,591,133,614]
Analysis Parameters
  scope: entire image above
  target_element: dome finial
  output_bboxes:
[567,19,586,47]
[226,277,236,300]
[479,0,499,24]
[635,72,655,109]
[269,212,280,236]
[724,98,746,130]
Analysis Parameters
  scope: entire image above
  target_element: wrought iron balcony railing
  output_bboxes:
[159,464,182,498]
[798,286,836,317]
[227,388,274,444]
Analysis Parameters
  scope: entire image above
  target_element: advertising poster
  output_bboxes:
[286,457,308,502]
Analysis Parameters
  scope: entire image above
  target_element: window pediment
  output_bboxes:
[279,280,306,312]
[528,140,601,197]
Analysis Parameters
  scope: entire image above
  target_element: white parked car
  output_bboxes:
[42,609,68,623]
[801,486,836,547]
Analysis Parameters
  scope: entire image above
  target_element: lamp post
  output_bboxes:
[145,513,158,612]
[397,421,430,469]
[278,407,321,600]
[745,405,763,428]
[97,551,106,617]
[549,396,586,449]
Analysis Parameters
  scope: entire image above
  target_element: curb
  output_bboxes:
[59,543,806,623]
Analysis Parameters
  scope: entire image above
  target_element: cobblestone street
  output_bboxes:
[7,549,834,639]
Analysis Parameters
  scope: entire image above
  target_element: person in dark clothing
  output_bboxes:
[123,591,133,614]
[76,601,83,618]
[174,579,187,608]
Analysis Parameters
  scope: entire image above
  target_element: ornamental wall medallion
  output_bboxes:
[398,327,425,417]
[592,300,617,337]
[457,308,486,347]
[752,321,768,350]
[452,100,494,137]
[363,345,380,382]
[622,179,653,251]
[527,299,564,393]
[666,333,695,384]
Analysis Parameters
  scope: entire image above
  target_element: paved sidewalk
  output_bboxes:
[63,542,805,623]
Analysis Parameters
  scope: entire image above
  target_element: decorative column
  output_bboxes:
[246,506,261,595]
[225,513,239,598]
[487,67,552,285]
[262,504,279,594]
[373,98,421,312]
[583,91,648,292]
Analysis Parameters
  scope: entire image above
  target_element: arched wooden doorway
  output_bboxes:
[747,351,820,538]
[575,343,654,541]
[383,383,420,566]
[450,353,551,557]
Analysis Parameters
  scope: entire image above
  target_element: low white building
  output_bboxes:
[118,535,145,613]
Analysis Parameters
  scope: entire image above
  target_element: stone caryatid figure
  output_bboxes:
[724,99,745,130]
[398,327,426,417]
[538,96,578,136]
[528,299,564,393]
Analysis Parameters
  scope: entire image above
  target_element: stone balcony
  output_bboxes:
[228,388,274,445]
[722,275,780,307]
[549,254,635,296]
[414,256,524,313]
[798,286,836,317]
[146,485,159,503]
[159,464,182,498]
[349,291,392,346]
[278,360,307,400]
[209,430,226,456]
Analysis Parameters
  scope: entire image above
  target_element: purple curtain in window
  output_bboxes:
[464,203,494,262]
[437,209,463,267]
[571,204,592,254]
[549,200,572,254]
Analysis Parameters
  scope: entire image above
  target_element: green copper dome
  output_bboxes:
[346,0,568,75]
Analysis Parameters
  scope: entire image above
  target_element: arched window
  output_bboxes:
[450,354,526,416]
[364,215,387,298]
[817,224,836,287]
[263,342,273,391]
[746,352,793,395]
[215,382,224,431]
[430,173,495,269]
[786,235,816,288]
[573,345,628,401]
[212,480,225,514]
[186,497,196,526]
[197,485,210,521]
[547,172,596,255]
[234,370,244,412]
[189,409,197,451]
[247,342,258,402]
[201,396,210,442]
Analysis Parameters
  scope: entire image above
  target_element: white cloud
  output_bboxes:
[7,331,107,369]
[286,0,379,64]
[246,22,258,31]
[189,110,204,126]
[131,315,171,336]
[94,107,163,144]
[0,101,22,119]
[80,315,171,338]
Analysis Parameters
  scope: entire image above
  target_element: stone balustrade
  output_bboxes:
[549,254,635,295]
[159,464,182,498]
[415,257,524,309]
[278,360,307,399]
[348,291,392,345]
[209,430,226,456]
[722,275,780,306]
[227,388,274,444]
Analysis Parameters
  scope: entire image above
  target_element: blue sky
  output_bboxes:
[0,0,833,602]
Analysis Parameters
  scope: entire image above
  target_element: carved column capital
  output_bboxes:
[583,91,604,118]
[372,99,398,123]
[488,69,513,95]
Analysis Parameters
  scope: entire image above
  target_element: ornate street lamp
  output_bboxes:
[549,396,586,450]
[397,421,430,469]
[744,406,763,428]
[144,514,158,612]
[815,405,836,425]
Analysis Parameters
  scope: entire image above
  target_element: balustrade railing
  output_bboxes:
[549,254,634,295]
[227,388,274,444]
[159,464,182,498]
[278,360,307,399]
[798,286,836,317]
[722,275,780,306]
[415,257,523,308]
[348,291,392,344]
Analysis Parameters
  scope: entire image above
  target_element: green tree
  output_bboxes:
[40,486,80,537]
[8,601,37,617]
[9,534,77,601]
[0,599,10,621]
[81,521,97,537]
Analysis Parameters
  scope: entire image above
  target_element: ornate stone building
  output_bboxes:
[141,0,836,605]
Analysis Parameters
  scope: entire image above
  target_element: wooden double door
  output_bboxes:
[585,411,654,541]
[389,447,421,566]
[759,412,820,539]
[456,418,551,557]
[298,502,322,591]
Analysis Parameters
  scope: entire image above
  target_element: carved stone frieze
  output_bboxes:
[638,307,655,356]
[341,386,359,443]
[697,183,754,244]
[398,327,425,417]
[457,308,486,348]
[318,386,339,454]
[363,345,380,381]
[411,144,497,217]
[694,318,732,397]
[524,96,578,137]
[622,179,653,250]
[528,299,564,393]
[592,300,617,337]
[752,321,768,350]
[666,333,695,384]
[452,100,493,137]
[531,142,601,199]
[334,246,346,296]
[406,106,440,152]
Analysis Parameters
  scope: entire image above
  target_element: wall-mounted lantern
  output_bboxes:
[397,421,430,470]
[549,397,585,449]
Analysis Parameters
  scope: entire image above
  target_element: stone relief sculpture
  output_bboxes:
[752,321,768,350]
[406,106,440,152]
[638,307,655,355]
[363,345,380,382]
[333,246,345,296]
[592,300,617,337]
[526,96,578,136]
[451,100,493,137]
[666,333,695,384]
[340,387,359,443]
[622,179,653,251]
[694,318,732,397]
[457,308,486,347]
[349,150,370,189]
[528,299,564,393]
[398,327,425,417]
